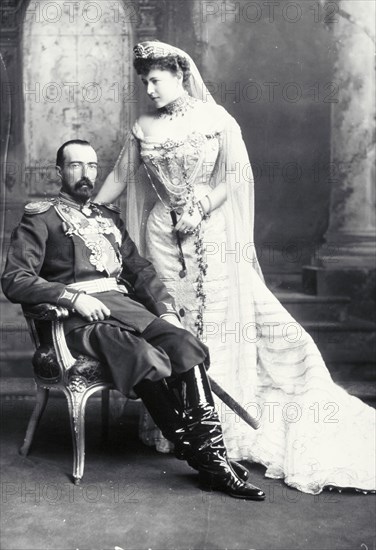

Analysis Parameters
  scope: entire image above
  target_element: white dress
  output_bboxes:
[125,101,375,495]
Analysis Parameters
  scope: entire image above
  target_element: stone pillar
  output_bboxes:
[304,0,376,320]
[322,0,375,267]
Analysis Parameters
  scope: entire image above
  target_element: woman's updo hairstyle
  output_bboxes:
[134,54,191,85]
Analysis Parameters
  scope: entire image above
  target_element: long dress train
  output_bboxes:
[130,102,375,495]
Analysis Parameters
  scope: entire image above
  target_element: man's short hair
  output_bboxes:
[56,140,91,168]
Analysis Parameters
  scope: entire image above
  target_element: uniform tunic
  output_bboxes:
[2,193,208,396]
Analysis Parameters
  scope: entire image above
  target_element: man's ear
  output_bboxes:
[56,166,62,179]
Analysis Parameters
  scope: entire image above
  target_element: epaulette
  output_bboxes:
[94,202,121,214]
[24,199,55,215]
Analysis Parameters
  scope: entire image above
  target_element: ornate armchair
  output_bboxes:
[19,303,114,485]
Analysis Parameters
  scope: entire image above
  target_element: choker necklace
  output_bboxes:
[157,93,197,120]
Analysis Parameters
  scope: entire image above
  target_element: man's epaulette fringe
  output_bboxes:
[94,202,121,214]
[24,199,55,215]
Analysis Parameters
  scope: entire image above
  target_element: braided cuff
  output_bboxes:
[57,288,84,309]
[155,301,179,318]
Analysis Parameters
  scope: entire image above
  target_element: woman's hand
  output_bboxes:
[174,206,202,234]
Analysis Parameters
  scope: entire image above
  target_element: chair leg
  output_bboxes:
[65,386,86,485]
[101,388,110,443]
[19,386,49,456]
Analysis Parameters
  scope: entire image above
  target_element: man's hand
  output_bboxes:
[74,294,111,322]
[161,314,183,329]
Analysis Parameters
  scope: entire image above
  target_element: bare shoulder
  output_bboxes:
[194,100,227,115]
[134,114,156,137]
[193,100,232,131]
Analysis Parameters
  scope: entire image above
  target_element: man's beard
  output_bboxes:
[62,178,94,202]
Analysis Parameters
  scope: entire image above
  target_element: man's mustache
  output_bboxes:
[75,178,94,189]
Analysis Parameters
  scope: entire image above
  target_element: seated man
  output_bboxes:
[2,139,264,501]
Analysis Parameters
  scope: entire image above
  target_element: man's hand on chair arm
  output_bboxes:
[72,294,111,321]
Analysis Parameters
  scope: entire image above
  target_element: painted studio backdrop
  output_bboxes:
[0,1,375,392]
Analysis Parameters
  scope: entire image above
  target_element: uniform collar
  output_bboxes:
[58,192,92,213]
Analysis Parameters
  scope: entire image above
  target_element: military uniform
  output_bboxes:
[2,193,208,396]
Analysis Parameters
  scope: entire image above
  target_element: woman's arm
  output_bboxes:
[95,130,142,204]
[201,182,227,214]
[174,182,227,232]
[95,168,127,204]
[175,108,245,233]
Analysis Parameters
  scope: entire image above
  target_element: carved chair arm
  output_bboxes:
[23,304,109,387]
[23,303,70,321]
[23,303,76,373]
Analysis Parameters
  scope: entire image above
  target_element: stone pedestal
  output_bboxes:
[304,0,376,320]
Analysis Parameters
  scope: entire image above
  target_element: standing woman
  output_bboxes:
[96,41,375,495]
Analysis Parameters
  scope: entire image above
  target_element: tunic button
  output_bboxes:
[179,308,185,317]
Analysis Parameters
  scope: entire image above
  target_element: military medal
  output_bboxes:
[81,204,92,216]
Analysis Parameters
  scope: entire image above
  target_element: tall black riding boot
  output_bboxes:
[179,364,265,501]
[134,378,250,482]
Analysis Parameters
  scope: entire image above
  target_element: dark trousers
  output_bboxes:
[66,318,209,398]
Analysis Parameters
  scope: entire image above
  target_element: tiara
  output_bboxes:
[133,42,180,59]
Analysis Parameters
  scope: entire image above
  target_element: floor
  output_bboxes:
[1,393,375,550]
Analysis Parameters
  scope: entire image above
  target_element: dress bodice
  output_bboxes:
[136,128,221,205]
